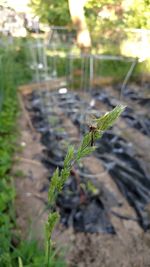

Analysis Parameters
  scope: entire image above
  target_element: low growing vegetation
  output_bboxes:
[0,40,47,267]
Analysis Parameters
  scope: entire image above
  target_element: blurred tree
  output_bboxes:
[122,0,150,29]
[85,0,150,30]
[30,0,71,26]
[68,0,91,51]
[30,0,91,50]
[30,0,150,51]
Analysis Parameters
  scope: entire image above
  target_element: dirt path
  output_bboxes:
[14,112,48,242]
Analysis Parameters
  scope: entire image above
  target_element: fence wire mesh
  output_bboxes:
[27,39,137,97]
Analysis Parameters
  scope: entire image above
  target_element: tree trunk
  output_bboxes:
[68,0,91,52]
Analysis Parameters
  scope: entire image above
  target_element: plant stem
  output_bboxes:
[47,238,52,267]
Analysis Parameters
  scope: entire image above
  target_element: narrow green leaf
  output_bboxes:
[18,257,23,267]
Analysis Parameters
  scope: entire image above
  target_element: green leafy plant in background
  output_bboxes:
[0,39,67,267]
[0,45,20,267]
[30,0,71,26]
[0,42,33,266]
[45,104,125,267]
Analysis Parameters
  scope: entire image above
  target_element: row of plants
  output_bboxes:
[0,44,17,266]
[0,38,48,267]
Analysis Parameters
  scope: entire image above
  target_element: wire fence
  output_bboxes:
[27,37,137,98]
[27,29,148,99]
[1,27,150,113]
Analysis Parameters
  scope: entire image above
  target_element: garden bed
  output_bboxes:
[15,81,150,266]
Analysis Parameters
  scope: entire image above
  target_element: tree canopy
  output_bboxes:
[30,0,71,26]
[30,0,150,29]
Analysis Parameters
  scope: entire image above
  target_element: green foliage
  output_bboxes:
[86,0,150,31]
[0,45,19,267]
[123,0,150,29]
[0,40,63,267]
[30,0,71,26]
[9,239,64,267]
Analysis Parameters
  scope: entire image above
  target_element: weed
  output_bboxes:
[45,104,125,266]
